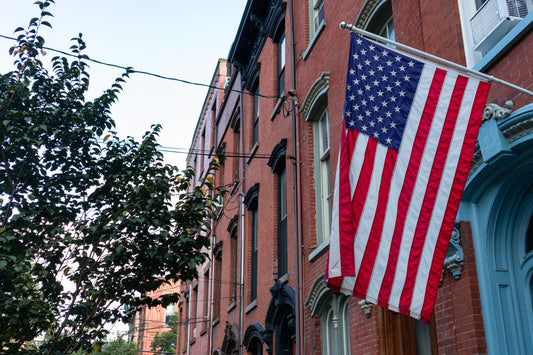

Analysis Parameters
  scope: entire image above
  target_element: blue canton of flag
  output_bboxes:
[344,34,424,151]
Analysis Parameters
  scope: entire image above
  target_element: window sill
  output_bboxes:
[247,142,259,164]
[245,300,257,314]
[200,328,207,336]
[303,20,326,60]
[212,317,220,327]
[189,337,196,346]
[278,273,289,284]
[227,301,236,313]
[270,97,286,121]
[308,238,329,261]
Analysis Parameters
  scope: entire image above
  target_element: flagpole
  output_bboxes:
[339,22,533,97]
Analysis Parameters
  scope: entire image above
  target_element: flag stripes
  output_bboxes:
[325,33,491,322]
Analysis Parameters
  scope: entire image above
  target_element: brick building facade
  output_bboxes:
[136,0,533,354]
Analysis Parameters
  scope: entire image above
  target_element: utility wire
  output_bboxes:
[0,33,281,100]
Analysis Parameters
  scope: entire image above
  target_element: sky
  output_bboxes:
[0,0,248,169]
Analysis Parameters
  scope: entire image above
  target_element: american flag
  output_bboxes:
[325,33,490,322]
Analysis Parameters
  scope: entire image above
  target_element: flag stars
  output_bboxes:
[365,60,371,66]
[403,75,410,81]
[395,55,402,61]
[399,65,406,71]
[377,65,384,71]
[390,70,397,77]
[349,95,356,101]
[350,69,355,75]
[373,132,380,138]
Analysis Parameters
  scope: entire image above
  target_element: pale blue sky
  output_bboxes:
[0,0,247,169]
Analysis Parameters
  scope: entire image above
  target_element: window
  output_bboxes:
[252,83,259,147]
[268,140,288,278]
[192,285,198,338]
[228,215,239,303]
[380,17,395,41]
[311,0,325,37]
[202,271,209,331]
[211,100,217,148]
[277,33,286,97]
[457,0,532,66]
[164,303,175,328]
[251,207,259,302]
[313,107,332,246]
[232,110,240,183]
[277,166,288,278]
[213,242,223,321]
[301,73,331,252]
[307,276,350,355]
[321,298,350,355]
[244,183,260,303]
[201,129,206,173]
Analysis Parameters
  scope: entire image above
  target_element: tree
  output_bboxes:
[0,1,225,352]
[150,313,179,354]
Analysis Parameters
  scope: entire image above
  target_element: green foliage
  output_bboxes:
[0,1,225,353]
[150,313,179,354]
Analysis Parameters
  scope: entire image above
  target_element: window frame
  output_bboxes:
[251,83,260,148]
[276,32,286,98]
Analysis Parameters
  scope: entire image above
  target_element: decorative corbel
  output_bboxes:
[443,222,464,280]
[358,300,373,318]
[482,101,513,122]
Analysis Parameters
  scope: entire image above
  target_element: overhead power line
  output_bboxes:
[0,33,281,99]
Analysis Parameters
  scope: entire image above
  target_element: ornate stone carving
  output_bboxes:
[358,299,373,318]
[444,223,464,280]
[482,101,513,122]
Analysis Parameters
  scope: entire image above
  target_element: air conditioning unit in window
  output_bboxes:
[470,0,531,52]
